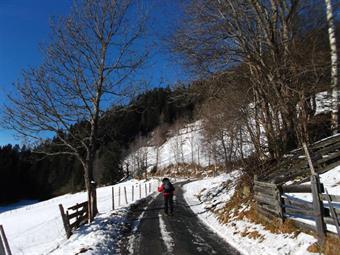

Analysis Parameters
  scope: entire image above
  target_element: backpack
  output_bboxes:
[163,181,174,193]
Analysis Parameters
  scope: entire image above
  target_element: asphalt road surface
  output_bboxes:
[118,182,240,255]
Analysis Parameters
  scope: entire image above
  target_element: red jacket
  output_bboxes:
[158,183,175,197]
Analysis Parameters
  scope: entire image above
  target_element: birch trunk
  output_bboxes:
[325,0,339,134]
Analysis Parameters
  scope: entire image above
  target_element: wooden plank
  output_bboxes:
[285,207,315,217]
[254,185,277,195]
[119,186,121,206]
[254,191,276,200]
[70,221,79,229]
[312,142,340,157]
[324,189,340,236]
[282,197,313,210]
[68,208,87,220]
[0,227,11,255]
[324,217,340,226]
[59,204,72,239]
[311,136,340,151]
[320,194,340,203]
[258,203,281,216]
[70,214,87,229]
[131,185,134,202]
[316,151,340,165]
[112,187,115,210]
[254,180,277,189]
[0,225,11,255]
[68,201,88,211]
[254,194,278,206]
[0,231,6,255]
[318,161,340,175]
[124,186,128,205]
[290,135,340,155]
[282,184,312,193]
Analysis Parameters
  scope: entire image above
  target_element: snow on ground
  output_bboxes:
[158,212,174,253]
[183,172,318,255]
[0,179,159,255]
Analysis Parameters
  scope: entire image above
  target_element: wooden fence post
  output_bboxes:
[311,174,326,244]
[112,187,115,210]
[124,186,128,204]
[132,185,134,202]
[0,225,11,255]
[118,186,121,206]
[0,232,5,255]
[139,184,142,199]
[58,204,72,239]
[275,185,284,223]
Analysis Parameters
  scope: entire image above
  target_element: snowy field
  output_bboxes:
[0,179,159,255]
[183,171,325,255]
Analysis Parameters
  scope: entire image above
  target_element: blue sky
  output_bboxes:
[0,0,187,146]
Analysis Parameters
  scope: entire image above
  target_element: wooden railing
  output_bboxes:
[254,176,340,241]
[0,225,12,255]
[261,135,340,184]
[59,201,88,239]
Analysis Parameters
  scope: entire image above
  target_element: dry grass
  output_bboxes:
[307,242,321,253]
[238,204,300,236]
[322,236,340,255]
[153,163,226,179]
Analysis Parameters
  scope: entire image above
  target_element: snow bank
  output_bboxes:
[183,173,318,255]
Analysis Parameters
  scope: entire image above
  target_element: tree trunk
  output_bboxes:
[325,0,339,134]
[84,148,98,222]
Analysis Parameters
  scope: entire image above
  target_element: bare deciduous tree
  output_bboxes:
[173,0,331,158]
[2,0,148,222]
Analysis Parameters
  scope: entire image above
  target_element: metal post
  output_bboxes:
[145,183,147,197]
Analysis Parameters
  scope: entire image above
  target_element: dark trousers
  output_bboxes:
[164,194,173,214]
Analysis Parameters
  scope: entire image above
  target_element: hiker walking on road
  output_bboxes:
[158,178,175,215]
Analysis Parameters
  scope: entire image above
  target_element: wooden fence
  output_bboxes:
[0,225,11,255]
[59,201,88,239]
[254,176,340,242]
[261,135,340,184]
[59,181,156,238]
